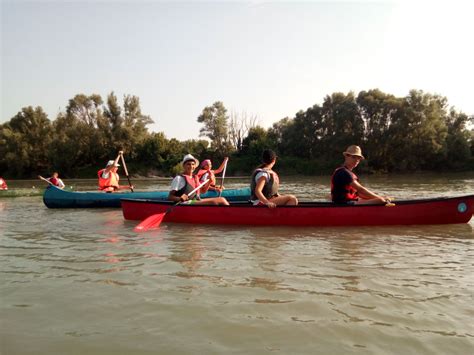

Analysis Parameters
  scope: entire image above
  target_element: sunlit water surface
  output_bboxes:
[1,174,473,354]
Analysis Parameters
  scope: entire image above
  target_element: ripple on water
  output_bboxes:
[1,179,473,354]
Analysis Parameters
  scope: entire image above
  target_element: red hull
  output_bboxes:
[121,195,474,227]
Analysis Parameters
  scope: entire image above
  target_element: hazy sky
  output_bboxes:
[2,0,473,140]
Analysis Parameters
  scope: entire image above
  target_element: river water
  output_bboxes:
[1,174,473,354]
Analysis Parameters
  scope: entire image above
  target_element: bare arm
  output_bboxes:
[114,151,123,167]
[255,176,276,208]
[350,180,385,200]
[168,191,189,202]
[213,157,229,175]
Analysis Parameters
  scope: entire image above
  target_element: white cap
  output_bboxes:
[106,160,120,167]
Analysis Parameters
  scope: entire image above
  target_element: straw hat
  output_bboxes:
[181,154,199,166]
[343,145,365,159]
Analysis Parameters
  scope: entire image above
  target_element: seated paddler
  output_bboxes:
[168,154,229,205]
[331,145,392,205]
[47,172,65,189]
[98,151,133,192]
[0,177,8,190]
[196,157,228,193]
[250,149,298,208]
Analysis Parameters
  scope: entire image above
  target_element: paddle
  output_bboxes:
[134,178,210,232]
[218,158,228,197]
[120,152,134,192]
[38,175,55,186]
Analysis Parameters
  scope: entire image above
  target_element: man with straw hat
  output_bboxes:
[330,145,391,205]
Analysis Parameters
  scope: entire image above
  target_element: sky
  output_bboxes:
[2,0,473,141]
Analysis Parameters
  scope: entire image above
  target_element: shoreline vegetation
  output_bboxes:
[1,89,473,179]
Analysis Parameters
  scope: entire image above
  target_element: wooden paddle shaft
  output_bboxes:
[219,159,228,197]
[187,178,210,199]
[120,153,134,192]
[38,175,55,186]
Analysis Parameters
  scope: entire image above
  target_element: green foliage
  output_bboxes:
[1,89,472,179]
[320,92,365,160]
[0,106,52,176]
[197,101,232,154]
[444,110,471,169]
[241,126,274,157]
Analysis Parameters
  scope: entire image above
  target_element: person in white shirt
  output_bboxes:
[168,154,229,205]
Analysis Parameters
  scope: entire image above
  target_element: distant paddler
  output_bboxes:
[98,151,134,193]
[38,172,65,189]
[0,177,8,190]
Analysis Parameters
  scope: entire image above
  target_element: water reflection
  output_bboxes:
[168,233,205,274]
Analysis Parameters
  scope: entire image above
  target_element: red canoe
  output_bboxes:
[121,195,474,227]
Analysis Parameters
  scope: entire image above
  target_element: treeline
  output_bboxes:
[0,89,473,179]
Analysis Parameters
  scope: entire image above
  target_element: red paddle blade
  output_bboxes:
[134,212,166,232]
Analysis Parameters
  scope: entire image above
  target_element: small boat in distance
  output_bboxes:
[43,185,251,208]
[121,195,474,227]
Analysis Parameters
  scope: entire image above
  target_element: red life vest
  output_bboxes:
[196,169,216,186]
[174,174,201,199]
[98,169,120,192]
[0,178,7,190]
[49,177,60,187]
[330,166,358,203]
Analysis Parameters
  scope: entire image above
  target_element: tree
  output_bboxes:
[104,93,153,158]
[242,126,274,156]
[197,101,231,154]
[357,89,402,170]
[0,106,52,176]
[63,94,108,167]
[291,106,323,159]
[228,110,258,151]
[66,94,104,127]
[388,90,448,171]
[445,109,471,168]
[320,92,365,160]
[267,117,292,153]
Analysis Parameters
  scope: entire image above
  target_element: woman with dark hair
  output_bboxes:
[250,149,298,208]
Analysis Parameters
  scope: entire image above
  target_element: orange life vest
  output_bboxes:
[196,169,216,187]
[98,169,120,192]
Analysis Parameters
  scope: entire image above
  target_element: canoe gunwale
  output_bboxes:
[121,194,474,226]
[43,185,251,208]
[121,194,474,208]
